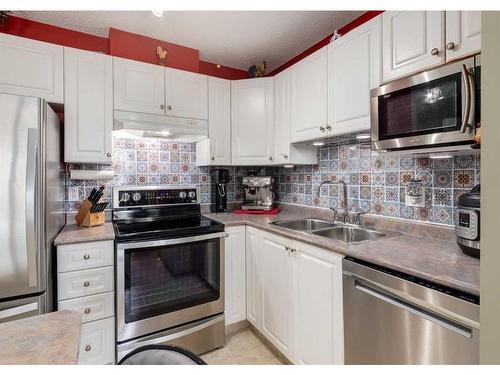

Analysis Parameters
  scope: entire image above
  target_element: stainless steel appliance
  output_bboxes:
[371,56,481,152]
[456,184,480,258]
[343,257,479,364]
[0,94,64,323]
[242,176,275,211]
[113,185,226,361]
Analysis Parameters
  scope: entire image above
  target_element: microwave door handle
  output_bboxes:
[460,64,472,133]
[467,66,476,131]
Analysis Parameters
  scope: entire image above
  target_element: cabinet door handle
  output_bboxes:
[283,154,288,159]
[83,254,90,260]
[106,152,111,157]
[430,48,439,56]
[85,345,92,352]
[211,156,215,161]
[285,246,290,252]
[84,308,91,315]
[167,105,172,110]
[160,104,165,109]
[446,42,456,51]
[326,124,332,131]
[320,126,326,132]
[83,281,90,287]
[269,156,273,161]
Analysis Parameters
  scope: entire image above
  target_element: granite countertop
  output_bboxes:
[0,310,82,365]
[54,222,115,246]
[206,210,480,296]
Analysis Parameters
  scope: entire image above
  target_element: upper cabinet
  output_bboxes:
[290,47,328,142]
[113,57,165,115]
[165,68,208,119]
[231,78,274,165]
[197,77,231,166]
[382,11,445,82]
[273,70,317,165]
[445,11,481,61]
[0,33,63,103]
[328,16,381,136]
[64,48,113,164]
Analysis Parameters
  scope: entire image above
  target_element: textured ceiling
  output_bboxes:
[11,11,363,71]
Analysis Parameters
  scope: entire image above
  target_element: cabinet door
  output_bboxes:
[328,16,381,136]
[292,242,343,364]
[382,11,445,82]
[224,226,246,326]
[273,69,291,164]
[290,47,328,142]
[64,48,113,164]
[260,231,293,359]
[231,78,274,165]
[209,76,231,164]
[245,226,260,327]
[78,317,115,365]
[445,11,481,61]
[113,57,165,114]
[165,68,208,119]
[0,33,63,103]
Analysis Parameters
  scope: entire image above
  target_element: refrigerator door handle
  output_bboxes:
[26,128,38,287]
[0,302,39,321]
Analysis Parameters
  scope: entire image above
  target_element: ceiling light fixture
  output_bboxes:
[356,133,371,140]
[313,141,325,147]
[152,10,164,18]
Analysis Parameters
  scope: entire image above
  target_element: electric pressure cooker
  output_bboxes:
[455,184,480,258]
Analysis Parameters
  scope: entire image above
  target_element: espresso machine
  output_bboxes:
[242,176,275,211]
[213,169,229,212]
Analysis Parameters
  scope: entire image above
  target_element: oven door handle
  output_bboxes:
[117,232,227,250]
[460,64,473,133]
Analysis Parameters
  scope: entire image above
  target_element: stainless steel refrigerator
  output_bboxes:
[0,93,64,323]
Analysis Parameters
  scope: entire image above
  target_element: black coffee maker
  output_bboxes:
[213,169,229,212]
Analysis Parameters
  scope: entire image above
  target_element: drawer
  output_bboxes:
[57,240,114,272]
[58,292,114,323]
[78,317,115,365]
[58,266,114,300]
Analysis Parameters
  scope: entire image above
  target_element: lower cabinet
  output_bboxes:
[78,317,115,365]
[224,226,247,325]
[245,226,344,364]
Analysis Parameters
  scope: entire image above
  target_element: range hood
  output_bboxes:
[113,110,208,141]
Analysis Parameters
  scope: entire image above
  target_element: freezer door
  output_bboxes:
[0,94,43,299]
[0,294,45,324]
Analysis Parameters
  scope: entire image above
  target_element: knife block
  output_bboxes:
[75,199,105,227]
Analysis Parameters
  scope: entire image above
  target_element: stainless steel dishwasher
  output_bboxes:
[342,257,479,364]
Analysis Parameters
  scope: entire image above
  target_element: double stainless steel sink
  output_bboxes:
[271,218,391,244]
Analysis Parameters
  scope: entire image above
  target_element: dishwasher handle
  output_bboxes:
[354,280,473,338]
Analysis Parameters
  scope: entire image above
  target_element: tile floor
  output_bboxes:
[201,327,288,365]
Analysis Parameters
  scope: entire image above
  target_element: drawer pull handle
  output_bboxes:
[85,345,91,352]
[83,281,90,287]
[84,308,91,315]
[83,254,90,260]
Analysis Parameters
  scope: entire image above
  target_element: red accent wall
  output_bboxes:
[0,14,109,53]
[268,11,384,76]
[199,60,248,80]
[109,28,200,73]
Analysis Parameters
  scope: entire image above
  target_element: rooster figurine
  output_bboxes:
[156,46,168,66]
[248,60,267,78]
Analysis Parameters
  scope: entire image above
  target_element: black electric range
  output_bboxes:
[112,186,224,243]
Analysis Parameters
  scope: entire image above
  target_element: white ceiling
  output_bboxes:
[11,11,363,72]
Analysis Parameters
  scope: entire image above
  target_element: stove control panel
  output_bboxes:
[114,186,199,208]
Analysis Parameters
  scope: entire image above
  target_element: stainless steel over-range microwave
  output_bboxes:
[371,55,480,152]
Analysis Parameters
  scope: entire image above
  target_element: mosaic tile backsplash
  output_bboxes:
[64,135,480,226]
[270,142,480,226]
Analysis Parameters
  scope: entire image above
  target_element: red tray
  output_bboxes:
[234,207,282,215]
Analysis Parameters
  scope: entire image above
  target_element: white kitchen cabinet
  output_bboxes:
[165,68,208,119]
[328,16,381,136]
[113,57,165,115]
[260,231,293,360]
[445,11,481,61]
[292,242,344,365]
[197,77,231,166]
[290,46,328,142]
[0,33,63,103]
[382,11,445,82]
[245,226,260,327]
[64,48,113,164]
[78,317,115,365]
[231,78,274,165]
[273,69,317,165]
[225,226,246,326]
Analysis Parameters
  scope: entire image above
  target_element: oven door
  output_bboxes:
[116,232,225,343]
[371,56,478,151]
